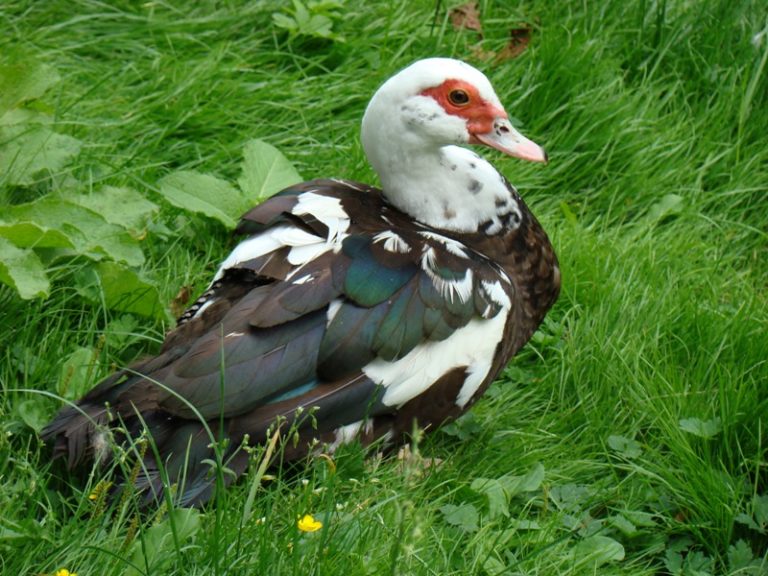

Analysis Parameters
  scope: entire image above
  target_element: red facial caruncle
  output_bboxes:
[420,79,508,140]
[421,78,547,163]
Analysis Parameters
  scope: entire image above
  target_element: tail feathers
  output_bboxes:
[42,402,112,469]
[46,406,249,507]
[133,452,247,508]
[42,355,175,471]
[117,419,250,507]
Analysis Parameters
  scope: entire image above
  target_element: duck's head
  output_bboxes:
[362,58,546,169]
[361,58,546,231]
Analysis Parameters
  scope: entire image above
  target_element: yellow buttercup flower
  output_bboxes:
[297,514,323,532]
[55,569,78,576]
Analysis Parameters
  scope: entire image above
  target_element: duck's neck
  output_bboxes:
[365,140,522,234]
[361,91,523,234]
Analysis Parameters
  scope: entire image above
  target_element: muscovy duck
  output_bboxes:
[43,58,560,506]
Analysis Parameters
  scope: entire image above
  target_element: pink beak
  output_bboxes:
[473,117,548,163]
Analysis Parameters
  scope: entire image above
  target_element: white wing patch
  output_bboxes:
[192,298,216,319]
[213,231,287,281]
[289,192,350,264]
[421,246,473,303]
[363,310,508,409]
[287,243,332,266]
[374,230,411,254]
[326,299,343,327]
[212,192,351,283]
[481,280,511,308]
[419,230,468,258]
[293,192,350,241]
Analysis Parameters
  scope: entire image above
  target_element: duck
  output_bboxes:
[42,57,560,507]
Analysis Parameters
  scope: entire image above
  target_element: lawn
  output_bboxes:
[1,0,767,574]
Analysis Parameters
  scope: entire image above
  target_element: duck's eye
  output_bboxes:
[448,89,470,106]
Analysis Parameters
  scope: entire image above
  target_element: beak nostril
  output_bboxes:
[498,125,510,134]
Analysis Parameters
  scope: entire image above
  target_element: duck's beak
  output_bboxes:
[471,117,548,163]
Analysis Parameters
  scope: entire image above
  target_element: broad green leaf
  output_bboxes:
[622,510,656,527]
[735,512,762,533]
[664,549,684,573]
[500,462,545,498]
[159,170,244,228]
[736,494,768,534]
[0,526,24,542]
[306,14,334,38]
[73,266,101,304]
[469,464,545,521]
[684,550,714,574]
[439,411,482,440]
[470,477,508,519]
[91,262,168,320]
[67,186,159,235]
[549,483,593,513]
[58,347,98,400]
[0,518,47,544]
[572,535,625,565]
[679,417,721,439]
[0,125,82,186]
[645,193,684,224]
[127,508,201,576]
[104,315,141,348]
[482,557,506,576]
[439,503,479,533]
[509,518,541,530]
[292,0,311,27]
[753,494,768,526]
[174,507,202,538]
[607,434,642,458]
[0,60,60,115]
[0,238,49,298]
[0,221,74,249]
[728,540,755,571]
[272,12,298,31]
[1,106,54,128]
[238,138,302,203]
[7,196,144,266]
[309,0,345,9]
[608,514,637,536]
[15,399,49,432]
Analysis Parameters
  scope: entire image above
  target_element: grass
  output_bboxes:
[1,0,767,574]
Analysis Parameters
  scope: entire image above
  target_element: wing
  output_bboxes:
[151,180,514,418]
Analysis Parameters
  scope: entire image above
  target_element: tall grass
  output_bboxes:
[1,0,766,574]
